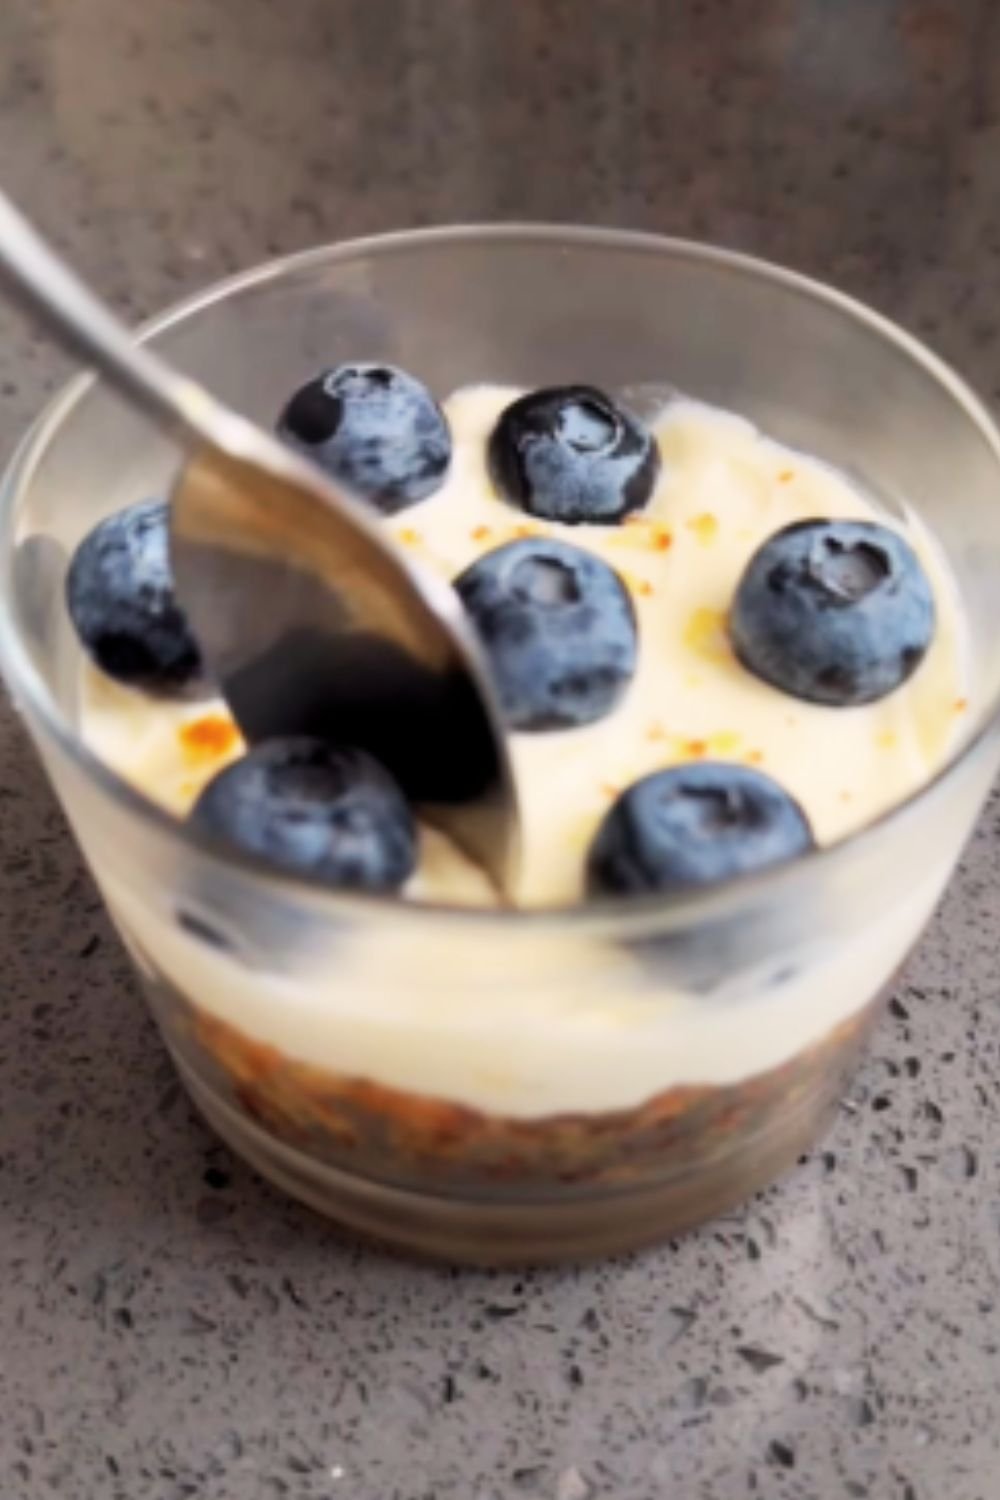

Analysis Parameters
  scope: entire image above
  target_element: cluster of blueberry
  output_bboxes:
[66,364,935,903]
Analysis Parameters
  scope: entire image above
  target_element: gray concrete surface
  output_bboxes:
[2,2,1000,1496]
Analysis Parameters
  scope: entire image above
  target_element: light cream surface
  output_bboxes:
[81,386,969,908]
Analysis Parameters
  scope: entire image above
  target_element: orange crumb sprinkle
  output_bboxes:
[684,739,709,758]
[778,469,795,484]
[471,524,493,542]
[608,520,672,553]
[683,607,729,664]
[746,748,765,766]
[513,523,542,539]
[600,782,621,799]
[179,715,240,761]
[954,697,968,713]
[709,730,741,754]
[397,527,422,546]
[621,570,654,597]
[686,512,718,545]
[646,721,668,743]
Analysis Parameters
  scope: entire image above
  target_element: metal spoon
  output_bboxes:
[0,191,519,895]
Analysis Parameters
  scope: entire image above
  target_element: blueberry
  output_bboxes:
[277,362,451,514]
[66,499,204,697]
[191,737,416,892]
[488,385,660,525]
[455,537,638,730]
[588,762,814,897]
[729,519,935,706]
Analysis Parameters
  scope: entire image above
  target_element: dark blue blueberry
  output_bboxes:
[191,738,416,892]
[587,762,814,897]
[455,537,637,731]
[488,386,660,525]
[65,499,204,697]
[277,362,451,514]
[729,519,935,706]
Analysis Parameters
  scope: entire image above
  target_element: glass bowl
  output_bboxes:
[3,225,1000,1264]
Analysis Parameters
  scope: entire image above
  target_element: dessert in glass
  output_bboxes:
[2,227,1000,1263]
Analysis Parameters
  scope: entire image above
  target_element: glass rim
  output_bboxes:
[2,220,999,937]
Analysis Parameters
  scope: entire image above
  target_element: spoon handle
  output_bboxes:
[0,189,217,444]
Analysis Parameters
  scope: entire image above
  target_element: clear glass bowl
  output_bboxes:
[3,226,1000,1264]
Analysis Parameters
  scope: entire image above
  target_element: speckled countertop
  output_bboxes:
[2,2,1000,1497]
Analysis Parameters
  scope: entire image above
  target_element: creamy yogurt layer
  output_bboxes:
[80,386,969,909]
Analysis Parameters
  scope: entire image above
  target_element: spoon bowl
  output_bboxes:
[0,191,519,894]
